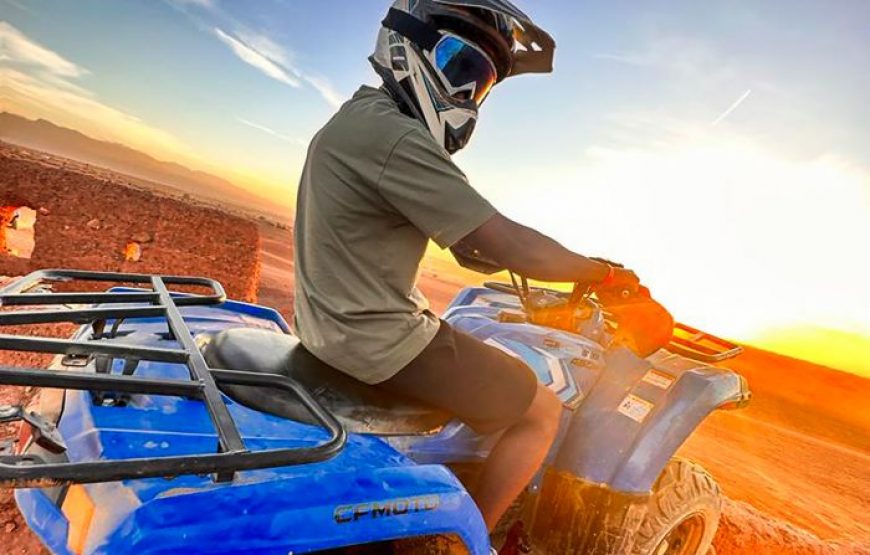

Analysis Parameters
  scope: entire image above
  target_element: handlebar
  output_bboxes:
[485,272,641,305]
[484,273,673,358]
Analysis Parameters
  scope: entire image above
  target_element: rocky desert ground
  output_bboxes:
[0,142,261,301]
[1,147,867,554]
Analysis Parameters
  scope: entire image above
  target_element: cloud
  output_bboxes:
[489,127,870,354]
[236,117,306,146]
[235,30,292,69]
[712,89,752,126]
[211,27,345,108]
[196,15,342,108]
[302,74,344,109]
[2,0,38,15]
[0,21,87,77]
[1,23,195,164]
[213,28,301,88]
[163,0,215,11]
[594,36,749,104]
[3,68,191,159]
[595,36,722,74]
[167,1,345,108]
[593,35,784,140]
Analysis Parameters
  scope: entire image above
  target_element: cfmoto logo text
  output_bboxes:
[334,495,440,524]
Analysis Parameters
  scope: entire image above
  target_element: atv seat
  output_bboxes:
[200,328,451,435]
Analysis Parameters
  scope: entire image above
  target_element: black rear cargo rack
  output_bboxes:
[0,269,346,488]
[668,322,744,362]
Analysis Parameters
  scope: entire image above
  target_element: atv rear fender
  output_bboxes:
[554,347,749,494]
[15,461,489,555]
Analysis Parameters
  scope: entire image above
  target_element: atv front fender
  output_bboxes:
[555,347,749,494]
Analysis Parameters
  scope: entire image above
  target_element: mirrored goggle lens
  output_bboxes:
[434,35,497,105]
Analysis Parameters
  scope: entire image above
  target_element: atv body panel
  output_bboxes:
[439,288,749,493]
[15,297,487,554]
[10,280,748,554]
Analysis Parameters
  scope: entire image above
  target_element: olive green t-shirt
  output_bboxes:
[293,86,497,384]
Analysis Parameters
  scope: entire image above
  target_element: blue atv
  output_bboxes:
[0,269,749,555]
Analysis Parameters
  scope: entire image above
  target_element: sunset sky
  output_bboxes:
[2,0,869,376]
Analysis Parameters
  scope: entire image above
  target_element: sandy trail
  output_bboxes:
[256,223,295,319]
[678,346,870,553]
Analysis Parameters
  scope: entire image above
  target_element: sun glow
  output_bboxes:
[463,130,870,375]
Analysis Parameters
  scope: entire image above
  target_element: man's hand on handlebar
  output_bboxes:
[619,268,642,293]
[599,266,641,295]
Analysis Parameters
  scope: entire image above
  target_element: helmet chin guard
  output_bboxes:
[371,0,554,153]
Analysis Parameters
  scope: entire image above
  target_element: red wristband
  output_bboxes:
[600,264,616,287]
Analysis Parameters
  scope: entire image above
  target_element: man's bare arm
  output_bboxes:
[457,213,637,287]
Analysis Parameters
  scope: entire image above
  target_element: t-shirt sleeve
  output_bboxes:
[377,129,497,249]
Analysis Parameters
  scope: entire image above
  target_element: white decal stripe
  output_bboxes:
[532,347,567,393]
[484,338,523,359]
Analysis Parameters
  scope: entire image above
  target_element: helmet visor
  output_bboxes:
[433,35,497,105]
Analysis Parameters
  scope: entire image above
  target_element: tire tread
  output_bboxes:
[631,458,722,555]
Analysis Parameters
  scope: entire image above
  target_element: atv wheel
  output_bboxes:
[632,459,722,555]
[526,459,721,555]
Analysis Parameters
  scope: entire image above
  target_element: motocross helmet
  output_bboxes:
[370,0,555,153]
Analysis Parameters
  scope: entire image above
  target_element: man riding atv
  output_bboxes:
[294,1,639,550]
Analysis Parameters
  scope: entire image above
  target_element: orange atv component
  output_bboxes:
[598,288,675,358]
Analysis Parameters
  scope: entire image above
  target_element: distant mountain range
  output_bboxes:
[0,112,285,220]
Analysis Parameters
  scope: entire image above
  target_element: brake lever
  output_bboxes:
[508,272,528,311]
[568,282,591,305]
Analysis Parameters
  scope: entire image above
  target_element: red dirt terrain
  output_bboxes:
[0,308,74,555]
[0,144,263,554]
[679,349,870,555]
[1,149,867,554]
[0,142,260,302]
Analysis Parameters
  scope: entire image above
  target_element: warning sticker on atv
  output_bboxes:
[618,394,654,423]
[642,369,675,390]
